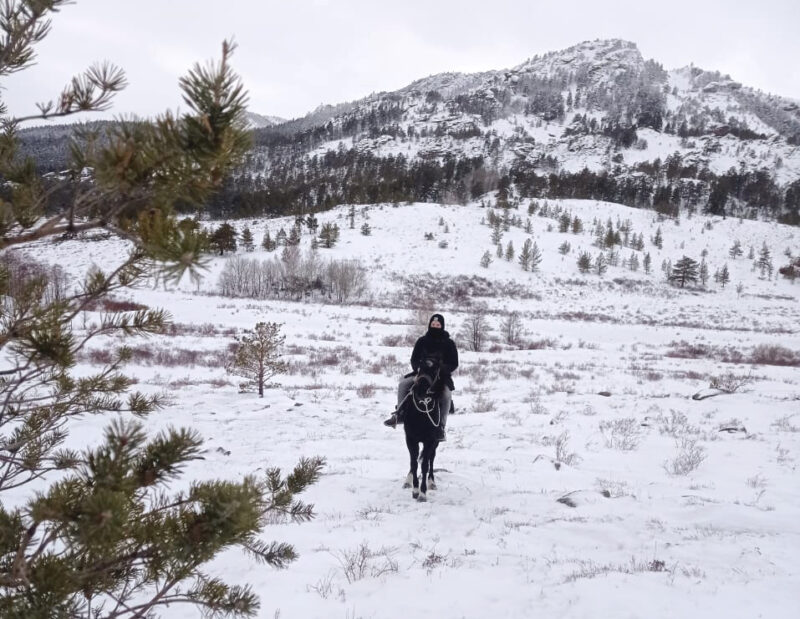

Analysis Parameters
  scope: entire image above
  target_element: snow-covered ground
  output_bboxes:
[13,199,800,618]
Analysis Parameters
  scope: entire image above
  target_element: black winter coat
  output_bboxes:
[410,328,459,390]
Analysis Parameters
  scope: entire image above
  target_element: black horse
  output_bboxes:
[400,360,443,501]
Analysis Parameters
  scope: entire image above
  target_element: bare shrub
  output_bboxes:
[380,333,410,347]
[460,362,489,384]
[395,273,540,307]
[473,391,496,413]
[335,543,398,583]
[564,556,670,583]
[355,384,377,399]
[166,322,236,337]
[523,337,557,350]
[657,410,698,438]
[80,345,227,368]
[84,297,148,312]
[709,371,753,393]
[307,571,341,600]
[595,478,633,498]
[599,418,642,451]
[367,354,404,376]
[665,438,706,475]
[772,415,800,433]
[555,431,581,466]
[750,344,800,367]
[528,395,548,416]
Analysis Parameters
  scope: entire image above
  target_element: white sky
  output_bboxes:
[5,0,799,123]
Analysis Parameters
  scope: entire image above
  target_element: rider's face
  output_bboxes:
[430,320,442,328]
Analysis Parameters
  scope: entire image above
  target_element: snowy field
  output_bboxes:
[15,199,800,618]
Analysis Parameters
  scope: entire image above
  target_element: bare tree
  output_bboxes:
[500,311,524,346]
[459,306,491,352]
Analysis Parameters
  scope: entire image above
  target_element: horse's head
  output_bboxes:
[412,358,442,404]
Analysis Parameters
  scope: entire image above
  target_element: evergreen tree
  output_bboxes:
[348,204,356,229]
[699,258,709,287]
[505,240,515,262]
[276,227,288,246]
[643,252,652,274]
[670,256,700,287]
[604,226,617,248]
[729,239,743,259]
[480,250,492,268]
[360,221,372,236]
[306,214,319,234]
[595,252,607,276]
[261,229,277,252]
[558,212,571,233]
[491,222,503,245]
[652,227,663,249]
[287,224,302,246]
[241,225,255,251]
[211,222,238,255]
[318,222,340,248]
[518,239,532,271]
[558,240,571,255]
[577,251,592,274]
[629,252,640,272]
[571,216,583,234]
[756,242,773,278]
[0,14,320,616]
[530,242,542,272]
[229,322,287,397]
[496,243,504,259]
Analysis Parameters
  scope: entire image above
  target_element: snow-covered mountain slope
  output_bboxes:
[11,199,800,617]
[18,39,800,223]
[244,110,286,129]
[237,39,800,223]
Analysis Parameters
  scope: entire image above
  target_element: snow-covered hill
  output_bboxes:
[11,198,800,617]
[244,111,286,129]
[237,39,800,223]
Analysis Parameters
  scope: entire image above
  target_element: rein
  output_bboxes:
[410,371,442,427]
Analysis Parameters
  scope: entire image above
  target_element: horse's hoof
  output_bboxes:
[428,480,437,491]
[402,473,413,489]
[412,489,419,499]
[417,492,427,502]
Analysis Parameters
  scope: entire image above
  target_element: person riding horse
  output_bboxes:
[383,313,458,441]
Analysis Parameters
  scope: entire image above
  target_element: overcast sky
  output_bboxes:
[5,0,799,123]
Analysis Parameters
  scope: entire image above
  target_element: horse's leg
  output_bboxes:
[405,434,420,498]
[428,441,437,491]
[418,441,435,501]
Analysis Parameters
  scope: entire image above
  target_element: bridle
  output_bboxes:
[410,367,442,427]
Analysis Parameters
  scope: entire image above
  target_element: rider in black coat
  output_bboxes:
[409,314,458,391]
[384,313,458,441]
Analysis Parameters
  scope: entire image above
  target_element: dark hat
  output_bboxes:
[429,313,445,329]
